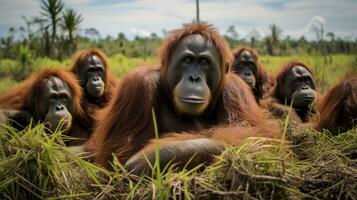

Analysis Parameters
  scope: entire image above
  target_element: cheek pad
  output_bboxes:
[66,98,75,115]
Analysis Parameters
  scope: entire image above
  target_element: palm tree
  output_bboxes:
[226,25,239,40]
[269,24,281,55]
[247,29,260,48]
[326,32,336,54]
[61,8,82,55]
[41,0,64,56]
[326,32,335,42]
[265,36,273,55]
[9,27,16,38]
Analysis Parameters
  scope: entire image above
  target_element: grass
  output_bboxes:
[0,54,355,93]
[0,53,156,94]
[0,121,356,199]
[0,53,356,199]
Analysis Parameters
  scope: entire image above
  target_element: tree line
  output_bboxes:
[1,0,356,62]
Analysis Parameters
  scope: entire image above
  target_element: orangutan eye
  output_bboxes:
[59,93,68,99]
[199,58,209,65]
[183,56,194,64]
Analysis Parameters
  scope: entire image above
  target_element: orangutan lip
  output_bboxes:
[179,97,206,104]
[295,96,315,103]
[243,79,254,86]
[91,86,102,92]
[297,96,315,100]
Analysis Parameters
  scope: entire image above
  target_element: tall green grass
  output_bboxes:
[0,122,355,199]
[0,54,355,94]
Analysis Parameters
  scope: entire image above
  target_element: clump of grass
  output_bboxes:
[0,122,356,199]
[0,124,113,199]
[195,138,306,199]
[288,128,357,199]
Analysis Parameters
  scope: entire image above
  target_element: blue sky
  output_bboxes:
[0,0,356,40]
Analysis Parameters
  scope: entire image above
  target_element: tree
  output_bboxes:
[310,18,325,54]
[247,29,260,48]
[150,33,159,40]
[61,8,82,55]
[265,36,273,55]
[269,24,281,55]
[326,32,336,53]
[85,28,101,40]
[326,32,335,42]
[16,45,34,81]
[0,37,14,58]
[41,0,64,56]
[9,27,16,38]
[117,32,127,40]
[226,25,239,40]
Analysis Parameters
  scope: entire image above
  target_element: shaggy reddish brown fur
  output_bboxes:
[0,68,87,142]
[273,61,315,100]
[314,74,357,134]
[70,48,118,131]
[232,46,274,100]
[86,22,279,169]
[260,61,320,123]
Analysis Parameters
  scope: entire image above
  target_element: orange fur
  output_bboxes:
[314,74,357,134]
[232,46,275,100]
[261,61,320,123]
[69,48,118,134]
[0,68,87,143]
[85,22,279,170]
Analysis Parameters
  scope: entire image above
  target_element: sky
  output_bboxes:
[0,0,356,40]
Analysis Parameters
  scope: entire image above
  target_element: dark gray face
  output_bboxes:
[166,34,222,116]
[283,65,316,108]
[39,77,74,132]
[235,63,257,88]
[234,50,257,88]
[80,55,106,98]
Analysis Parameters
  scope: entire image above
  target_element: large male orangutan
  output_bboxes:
[260,61,319,123]
[70,49,118,133]
[82,22,279,175]
[232,47,273,101]
[0,68,86,144]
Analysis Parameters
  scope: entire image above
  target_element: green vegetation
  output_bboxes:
[0,0,356,198]
[0,123,355,199]
[1,0,356,72]
[0,54,354,94]
[0,53,157,94]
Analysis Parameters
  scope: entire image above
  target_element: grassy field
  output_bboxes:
[0,123,355,199]
[0,54,157,94]
[0,54,356,94]
[0,54,356,199]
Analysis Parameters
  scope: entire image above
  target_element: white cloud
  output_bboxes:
[0,0,356,40]
[130,27,151,37]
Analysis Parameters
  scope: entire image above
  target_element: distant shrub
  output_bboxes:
[11,45,35,81]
